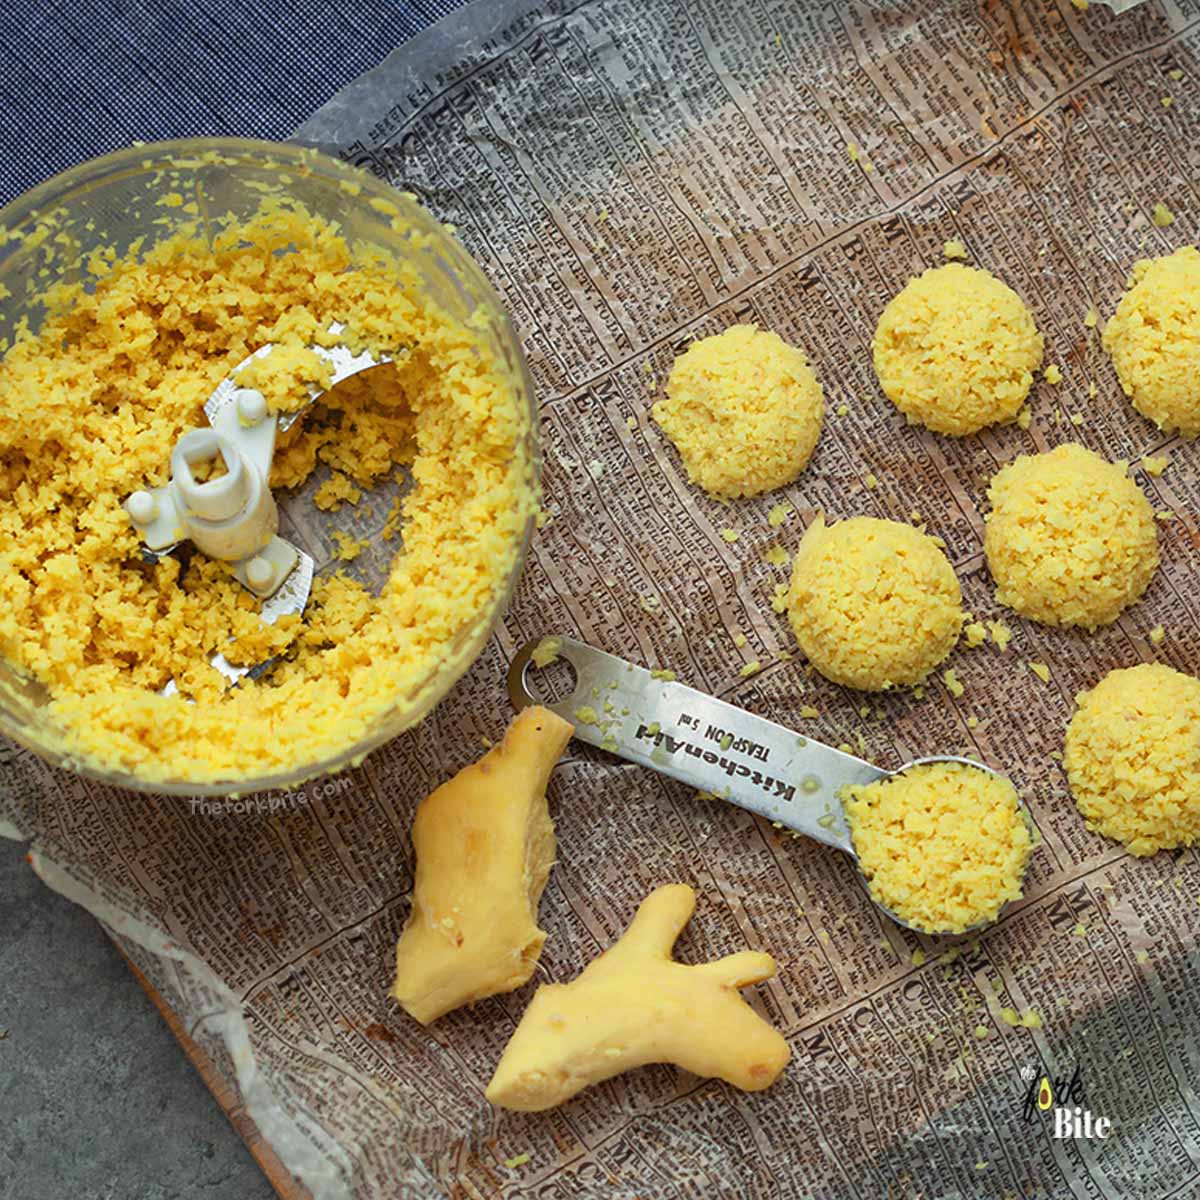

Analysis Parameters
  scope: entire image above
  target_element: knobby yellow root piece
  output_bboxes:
[391,706,574,1024]
[485,883,790,1111]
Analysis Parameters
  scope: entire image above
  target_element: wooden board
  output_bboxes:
[117,945,313,1200]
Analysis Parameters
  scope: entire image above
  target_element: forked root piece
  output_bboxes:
[391,706,574,1024]
[486,883,790,1110]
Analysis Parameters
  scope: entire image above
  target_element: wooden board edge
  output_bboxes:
[114,941,314,1200]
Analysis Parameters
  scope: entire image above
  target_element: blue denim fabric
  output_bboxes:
[0,0,472,204]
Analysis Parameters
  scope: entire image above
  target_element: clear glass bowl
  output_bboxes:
[0,138,539,796]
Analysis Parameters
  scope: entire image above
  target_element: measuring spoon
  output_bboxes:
[508,635,1031,936]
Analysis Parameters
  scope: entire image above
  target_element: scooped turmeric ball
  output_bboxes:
[842,761,1034,934]
[786,515,964,691]
[872,263,1044,435]
[652,324,823,500]
[1103,246,1200,438]
[983,443,1158,629]
[1065,664,1200,857]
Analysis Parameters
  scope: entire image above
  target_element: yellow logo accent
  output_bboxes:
[1038,1077,1054,1111]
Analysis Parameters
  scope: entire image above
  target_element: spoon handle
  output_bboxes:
[507,636,883,854]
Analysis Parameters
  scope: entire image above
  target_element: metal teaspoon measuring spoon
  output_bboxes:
[508,635,1032,936]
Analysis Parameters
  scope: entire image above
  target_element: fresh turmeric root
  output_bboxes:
[391,706,574,1024]
[485,883,790,1110]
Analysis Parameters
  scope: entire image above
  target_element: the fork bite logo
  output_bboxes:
[1021,1065,1113,1140]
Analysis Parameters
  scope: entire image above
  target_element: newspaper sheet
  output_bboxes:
[4,0,1200,1196]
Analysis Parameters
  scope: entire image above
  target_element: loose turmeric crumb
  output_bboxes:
[912,950,926,966]
[1084,305,1098,328]
[1141,454,1169,476]
[967,715,979,729]
[764,545,790,566]
[988,620,1013,651]
[836,403,849,417]
[847,142,860,163]
[767,502,793,528]
[330,530,369,562]
[739,660,762,678]
[1043,364,1063,385]
[381,495,404,541]
[531,637,562,668]
[943,668,965,698]
[732,632,748,648]
[1149,625,1166,645]
[1016,406,1032,430]
[650,669,677,682]
[963,622,987,648]
[1162,96,1174,108]
[865,473,878,489]
[1070,0,1088,10]
[799,705,821,719]
[1169,68,1184,81]
[1028,661,1051,683]
[1151,202,1175,228]
[314,472,363,512]
[942,239,968,261]
[720,527,740,543]
[504,1153,531,1169]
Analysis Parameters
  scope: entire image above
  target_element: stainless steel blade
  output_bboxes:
[203,320,393,432]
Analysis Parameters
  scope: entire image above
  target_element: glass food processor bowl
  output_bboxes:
[0,138,539,797]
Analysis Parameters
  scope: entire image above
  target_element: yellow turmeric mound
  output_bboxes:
[872,263,1043,435]
[652,324,823,500]
[983,443,1158,629]
[1102,246,1200,438]
[842,762,1034,934]
[786,515,964,691]
[1064,664,1200,857]
[0,202,533,784]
